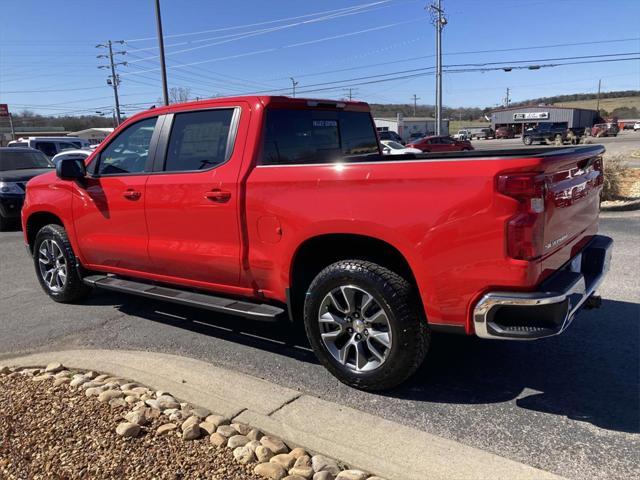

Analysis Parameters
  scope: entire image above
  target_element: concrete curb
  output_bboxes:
[2,349,564,480]
[600,199,640,212]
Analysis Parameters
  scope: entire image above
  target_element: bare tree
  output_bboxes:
[168,87,192,104]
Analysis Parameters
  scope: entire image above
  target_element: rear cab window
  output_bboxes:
[261,109,380,165]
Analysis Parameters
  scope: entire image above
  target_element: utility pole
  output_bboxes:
[428,0,447,135]
[290,77,299,98]
[97,40,126,125]
[505,87,510,107]
[412,94,420,116]
[346,88,353,101]
[8,113,16,141]
[596,79,602,113]
[155,0,169,106]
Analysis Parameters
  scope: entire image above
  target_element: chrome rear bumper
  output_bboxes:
[474,235,613,340]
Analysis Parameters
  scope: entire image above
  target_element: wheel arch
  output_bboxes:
[25,211,65,254]
[287,233,423,323]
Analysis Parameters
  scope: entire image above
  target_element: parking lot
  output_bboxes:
[0,210,638,480]
[471,129,640,164]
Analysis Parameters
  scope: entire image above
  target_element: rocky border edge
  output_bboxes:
[0,363,384,480]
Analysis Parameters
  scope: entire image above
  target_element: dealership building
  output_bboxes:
[490,105,599,134]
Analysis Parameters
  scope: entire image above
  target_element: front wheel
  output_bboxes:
[523,136,533,145]
[33,224,91,303]
[303,260,430,391]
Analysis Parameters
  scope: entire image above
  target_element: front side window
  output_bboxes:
[97,117,157,175]
[164,109,235,172]
[261,109,379,165]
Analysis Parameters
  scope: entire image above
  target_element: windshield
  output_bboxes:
[0,150,54,171]
[385,141,405,149]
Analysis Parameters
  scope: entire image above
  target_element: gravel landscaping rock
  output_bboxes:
[115,421,141,438]
[271,453,296,470]
[248,428,264,441]
[312,455,341,475]
[210,432,228,447]
[313,472,336,480]
[156,422,178,435]
[289,465,314,479]
[228,434,251,449]
[255,462,288,480]
[124,409,149,426]
[44,362,63,373]
[182,422,202,440]
[335,470,369,480]
[256,445,275,462]
[53,377,70,386]
[261,435,289,455]
[97,389,123,402]
[217,424,238,438]
[232,422,252,435]
[234,445,257,465]
[206,414,230,429]
[0,373,261,479]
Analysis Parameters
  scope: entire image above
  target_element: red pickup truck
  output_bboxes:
[21,96,612,391]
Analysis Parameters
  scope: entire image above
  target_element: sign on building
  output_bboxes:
[0,104,9,117]
[513,112,549,120]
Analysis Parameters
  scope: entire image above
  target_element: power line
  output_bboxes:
[123,0,395,42]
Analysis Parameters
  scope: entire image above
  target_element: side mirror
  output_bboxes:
[56,157,86,182]
[382,147,391,154]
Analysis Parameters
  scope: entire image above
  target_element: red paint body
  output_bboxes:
[22,96,604,334]
[407,135,474,152]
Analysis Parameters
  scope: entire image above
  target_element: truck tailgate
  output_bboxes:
[542,146,604,257]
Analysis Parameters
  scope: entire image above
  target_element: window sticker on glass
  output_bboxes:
[313,120,338,127]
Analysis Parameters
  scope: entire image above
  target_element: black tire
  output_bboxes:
[523,136,533,145]
[303,260,430,391]
[33,224,91,303]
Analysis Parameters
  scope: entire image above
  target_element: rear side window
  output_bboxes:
[261,109,379,165]
[34,141,57,157]
[164,109,235,172]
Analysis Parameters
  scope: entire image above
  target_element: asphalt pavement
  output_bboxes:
[0,214,638,480]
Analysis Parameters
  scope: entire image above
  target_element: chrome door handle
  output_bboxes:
[123,189,141,200]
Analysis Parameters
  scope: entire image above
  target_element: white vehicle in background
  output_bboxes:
[453,129,471,141]
[50,148,92,166]
[380,140,422,155]
[7,136,90,158]
[634,122,640,131]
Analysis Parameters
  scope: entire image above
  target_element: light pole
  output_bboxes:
[290,77,299,98]
[155,0,169,106]
[428,1,447,135]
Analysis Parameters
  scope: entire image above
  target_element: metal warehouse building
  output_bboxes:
[490,106,599,135]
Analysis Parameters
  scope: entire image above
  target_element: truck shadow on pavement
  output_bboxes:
[402,298,640,434]
[88,292,638,435]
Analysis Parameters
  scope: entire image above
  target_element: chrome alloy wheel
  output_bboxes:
[38,239,67,293]
[318,285,392,372]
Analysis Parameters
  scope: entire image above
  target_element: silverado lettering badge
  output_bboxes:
[545,234,569,250]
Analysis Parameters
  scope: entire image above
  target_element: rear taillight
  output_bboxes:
[497,172,546,260]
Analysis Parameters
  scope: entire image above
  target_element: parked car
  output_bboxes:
[634,122,640,131]
[453,129,471,141]
[0,147,54,230]
[8,137,90,158]
[377,130,404,144]
[407,135,474,152]
[522,123,569,145]
[461,127,494,140]
[51,149,92,166]
[590,123,619,137]
[495,127,515,139]
[380,140,422,155]
[22,96,612,391]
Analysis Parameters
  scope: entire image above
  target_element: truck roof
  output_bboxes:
[132,96,371,120]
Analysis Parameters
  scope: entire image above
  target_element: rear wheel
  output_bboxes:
[303,260,430,391]
[523,136,533,145]
[33,224,91,303]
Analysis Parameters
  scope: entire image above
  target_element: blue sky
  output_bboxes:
[1,0,639,117]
